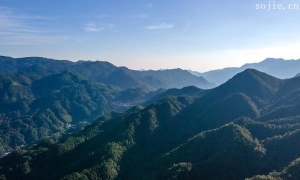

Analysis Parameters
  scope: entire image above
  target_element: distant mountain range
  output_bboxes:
[2,69,300,179]
[190,58,300,85]
[0,56,215,90]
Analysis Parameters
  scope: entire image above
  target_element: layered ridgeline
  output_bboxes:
[0,55,215,154]
[2,69,300,179]
[191,58,300,85]
[0,62,211,155]
[0,56,215,90]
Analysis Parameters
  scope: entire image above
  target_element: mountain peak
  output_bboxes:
[294,73,300,78]
[210,69,281,107]
[263,58,285,62]
[231,68,279,83]
[240,68,258,73]
[232,68,280,87]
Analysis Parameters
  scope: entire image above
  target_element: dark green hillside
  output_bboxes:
[249,133,300,180]
[143,86,206,106]
[0,73,34,113]
[143,86,210,106]
[263,130,300,170]
[155,124,265,180]
[248,157,300,180]
[0,71,119,152]
[197,92,259,125]
[113,87,163,104]
[235,117,300,141]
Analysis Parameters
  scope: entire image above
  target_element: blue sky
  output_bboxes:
[1,0,300,72]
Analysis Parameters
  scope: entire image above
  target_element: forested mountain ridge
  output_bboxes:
[0,56,74,74]
[0,56,215,90]
[2,69,300,179]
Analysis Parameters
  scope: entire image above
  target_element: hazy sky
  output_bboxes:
[1,0,300,72]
